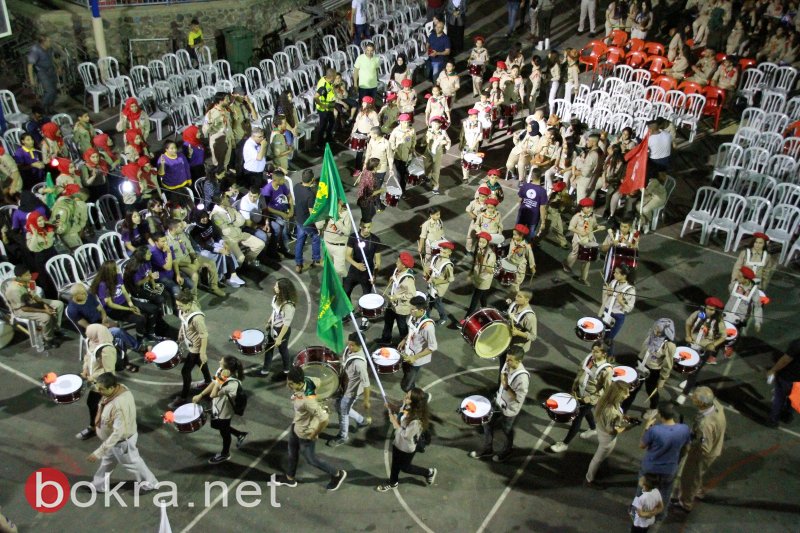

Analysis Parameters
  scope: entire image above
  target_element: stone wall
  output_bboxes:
[7,0,307,68]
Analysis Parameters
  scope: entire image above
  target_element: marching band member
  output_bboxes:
[194,356,247,464]
[678,297,726,403]
[724,266,763,341]
[474,92,494,140]
[362,126,394,187]
[599,263,636,351]
[472,197,503,247]
[418,207,446,264]
[600,217,639,254]
[423,241,455,325]
[488,77,504,112]
[423,117,451,195]
[620,318,676,419]
[466,186,490,251]
[468,36,489,97]
[462,232,497,319]
[76,324,118,441]
[379,252,417,345]
[329,333,372,447]
[731,232,776,290]
[379,93,400,135]
[571,133,604,202]
[542,181,571,249]
[493,60,511,85]
[506,289,537,358]
[549,341,612,453]
[584,381,632,488]
[437,61,460,107]
[397,78,417,115]
[425,85,451,127]
[475,168,505,203]
[505,225,537,297]
[322,203,353,277]
[388,113,416,194]
[468,347,529,463]
[563,197,603,286]
[460,108,483,182]
[259,278,297,378]
[351,96,380,173]
[500,65,524,132]
[399,295,438,392]
[505,119,541,180]
[170,290,212,409]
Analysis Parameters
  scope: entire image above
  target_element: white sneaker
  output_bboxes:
[676,394,687,405]
[229,273,246,286]
[579,429,597,439]
[549,441,568,453]
[679,380,687,389]
[226,278,240,287]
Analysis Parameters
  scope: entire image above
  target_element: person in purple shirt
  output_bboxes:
[516,168,548,240]
[158,141,192,198]
[89,260,155,341]
[121,246,170,337]
[11,191,48,233]
[13,133,46,187]
[261,170,294,258]
[149,232,192,302]
[66,284,141,353]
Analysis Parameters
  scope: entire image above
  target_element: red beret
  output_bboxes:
[487,168,501,176]
[476,231,492,242]
[752,232,770,242]
[362,96,374,104]
[496,61,507,69]
[424,93,432,100]
[477,186,491,196]
[468,108,479,115]
[398,113,412,121]
[514,224,530,235]
[578,198,595,207]
[401,78,413,88]
[385,92,397,101]
[430,115,444,123]
[485,198,499,206]
[473,35,485,42]
[705,296,724,309]
[399,251,414,268]
[489,77,500,83]
[740,266,756,280]
[439,241,455,250]
[552,182,566,192]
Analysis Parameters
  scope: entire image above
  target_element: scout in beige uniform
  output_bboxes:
[571,134,604,202]
[505,122,541,180]
[204,94,234,169]
[460,109,483,182]
[397,79,417,114]
[379,251,417,344]
[379,93,400,135]
[363,127,393,184]
[462,232,496,319]
[620,318,676,418]
[418,207,446,263]
[270,115,293,171]
[399,295,438,391]
[687,49,718,85]
[563,197,603,285]
[425,86,451,126]
[731,232,775,290]
[210,193,265,265]
[230,90,257,142]
[424,240,455,324]
[468,36,490,97]
[564,50,581,102]
[466,186,490,250]
[507,289,537,355]
[389,113,416,193]
[173,291,212,406]
[351,96,380,171]
[710,58,738,91]
[505,225,537,296]
[437,61,461,102]
[542,182,571,248]
[77,324,117,440]
[322,204,353,277]
[601,219,639,253]
[472,197,503,247]
[424,118,451,195]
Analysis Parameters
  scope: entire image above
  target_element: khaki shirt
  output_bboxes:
[425,96,449,121]
[690,400,726,459]
[353,110,379,135]
[437,71,460,96]
[379,105,400,135]
[230,101,253,141]
[26,229,55,253]
[385,268,416,315]
[637,338,675,384]
[460,119,483,152]
[397,89,417,114]
[270,129,291,170]
[205,106,232,140]
[567,63,580,86]
[426,129,451,155]
[572,355,612,405]
[94,386,138,457]
[73,123,94,154]
[497,364,530,417]
[466,198,486,220]
[577,148,602,179]
[211,204,246,240]
[364,137,392,173]
[167,231,195,261]
[389,125,416,162]
[506,238,535,276]
[4,281,32,311]
[292,394,328,439]
[419,218,445,249]
[471,247,496,290]
[508,303,537,352]
[474,211,503,236]
[84,343,117,381]
[711,64,738,90]
[568,212,599,244]
[323,214,352,245]
[425,254,454,296]
[179,309,207,354]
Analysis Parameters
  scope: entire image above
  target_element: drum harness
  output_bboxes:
[578,354,612,400]
[385,268,415,306]
[508,303,534,330]
[726,281,759,324]
[268,297,293,338]
[427,254,453,299]
[342,347,368,390]
[600,279,633,328]
[462,118,482,151]
[636,337,668,381]
[744,248,768,283]
[405,314,435,363]
[690,312,722,352]
[496,365,530,411]
[178,310,205,347]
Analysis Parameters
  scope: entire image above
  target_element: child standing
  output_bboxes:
[630,474,663,532]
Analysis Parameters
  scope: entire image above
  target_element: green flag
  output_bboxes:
[44,172,57,209]
[316,241,354,353]
[304,143,347,225]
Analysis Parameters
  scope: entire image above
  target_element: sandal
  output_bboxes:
[124,363,140,373]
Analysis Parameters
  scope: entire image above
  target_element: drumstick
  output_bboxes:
[646,388,659,401]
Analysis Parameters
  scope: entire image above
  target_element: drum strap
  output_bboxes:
[430,256,453,279]
[180,311,205,335]
[745,248,767,269]
[579,356,611,397]
[728,282,757,316]
[390,270,415,295]
[508,304,534,326]
[92,343,114,359]
[497,367,530,408]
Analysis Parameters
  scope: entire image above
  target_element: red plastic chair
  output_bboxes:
[678,80,703,95]
[643,42,665,56]
[702,85,726,131]
[608,29,628,47]
[626,38,645,53]
[653,75,678,91]
[645,56,671,76]
[739,58,757,71]
[601,46,626,65]
[579,41,608,72]
[625,51,648,69]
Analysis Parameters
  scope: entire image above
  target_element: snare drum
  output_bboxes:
[462,153,483,172]
[372,347,402,373]
[577,243,599,262]
[724,321,738,348]
[673,346,701,374]
[172,403,207,433]
[460,395,493,425]
[384,186,402,207]
[495,259,518,286]
[359,293,386,319]
[461,308,512,359]
[575,317,605,341]
[234,329,266,355]
[502,103,519,117]
[543,393,578,423]
[47,374,83,404]
[348,133,369,152]
[151,340,181,369]
[490,107,499,122]
[469,64,484,77]
[407,157,426,186]
[407,171,426,187]
[295,346,341,400]
[612,365,639,390]
[482,126,492,140]
[494,238,511,259]
[603,246,638,282]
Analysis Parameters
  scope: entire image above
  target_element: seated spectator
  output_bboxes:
[4,264,64,349]
[664,45,690,79]
[165,218,225,297]
[0,142,22,198]
[158,140,192,198]
[210,191,265,266]
[23,105,47,145]
[24,211,58,297]
[66,283,141,356]
[261,169,294,257]
[116,97,151,140]
[90,260,157,345]
[181,125,205,182]
[40,122,67,164]
[1,208,33,268]
[13,133,46,186]
[238,185,269,242]
[73,110,96,154]
[687,48,718,85]
[119,210,149,255]
[53,158,89,201]
[190,208,245,287]
[81,148,111,201]
[122,246,170,335]
[50,186,89,250]
[124,128,153,161]
[710,57,739,92]
[635,172,670,233]
[149,231,191,302]
[92,133,122,169]
[202,164,224,207]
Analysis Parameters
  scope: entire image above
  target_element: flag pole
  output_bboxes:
[342,201,378,294]
[348,311,389,403]
[638,187,645,233]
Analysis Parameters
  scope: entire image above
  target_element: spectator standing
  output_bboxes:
[428,20,452,81]
[351,0,370,46]
[293,169,322,272]
[766,338,800,428]
[445,0,467,56]
[241,128,268,189]
[353,42,381,102]
[516,168,548,239]
[646,120,672,178]
[577,0,600,36]
[427,0,446,21]
[188,19,204,52]
[27,36,59,114]
[314,69,337,150]
[506,0,522,37]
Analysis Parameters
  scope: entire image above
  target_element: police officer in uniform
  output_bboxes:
[315,68,337,149]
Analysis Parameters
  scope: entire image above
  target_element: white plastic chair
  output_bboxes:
[632,69,651,85]
[176,49,193,73]
[73,243,104,281]
[737,68,764,106]
[711,143,744,184]
[740,107,765,130]
[756,131,783,154]
[680,186,720,243]
[782,136,800,159]
[674,93,705,143]
[3,128,24,151]
[785,95,800,122]
[772,66,797,94]
[45,254,83,302]
[649,175,676,231]
[732,196,772,251]
[97,57,126,107]
[761,112,790,134]
[130,65,152,93]
[742,146,770,174]
[783,235,800,265]
[765,204,800,264]
[732,127,760,149]
[766,154,796,182]
[0,278,44,351]
[652,102,673,121]
[78,62,111,113]
[664,90,685,111]
[245,67,265,91]
[97,194,122,228]
[213,59,232,81]
[760,91,786,114]
[162,53,181,76]
[644,85,666,103]
[138,88,170,141]
[704,193,748,251]
[51,113,73,131]
[551,99,571,121]
[758,62,780,86]
[0,90,29,128]
[322,35,339,56]
[148,59,168,82]
[769,183,800,207]
[614,64,634,82]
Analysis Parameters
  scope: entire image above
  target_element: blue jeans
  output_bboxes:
[606,312,626,340]
[507,1,521,34]
[295,224,321,266]
[269,216,291,251]
[160,276,193,298]
[353,24,370,46]
[110,326,140,352]
[337,395,365,439]
[430,60,446,82]
[287,425,338,478]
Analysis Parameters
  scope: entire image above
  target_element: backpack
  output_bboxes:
[415,428,431,453]
[231,379,248,416]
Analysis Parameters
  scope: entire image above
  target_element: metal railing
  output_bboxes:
[66,0,213,8]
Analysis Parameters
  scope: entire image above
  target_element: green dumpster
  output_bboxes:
[222,27,254,75]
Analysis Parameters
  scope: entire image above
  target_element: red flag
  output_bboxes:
[619,133,650,195]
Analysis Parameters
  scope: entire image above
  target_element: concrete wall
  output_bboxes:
[7,0,307,67]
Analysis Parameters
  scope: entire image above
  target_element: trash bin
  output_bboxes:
[222,27,254,75]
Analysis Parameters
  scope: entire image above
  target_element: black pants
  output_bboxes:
[241,170,264,189]
[482,411,517,454]
[447,24,465,55]
[631,526,650,533]
[562,402,596,444]
[354,149,365,170]
[621,368,661,413]
[464,288,489,318]
[316,110,335,148]
[343,274,372,300]
[389,445,429,484]
[181,352,212,398]
[401,362,421,392]
[263,329,292,372]
[538,8,554,39]
[395,160,409,193]
[87,390,102,427]
[106,307,149,336]
[381,308,408,343]
[215,418,245,455]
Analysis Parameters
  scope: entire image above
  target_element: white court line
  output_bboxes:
[180,425,292,533]
[475,421,555,533]
[0,360,43,387]
[282,263,312,350]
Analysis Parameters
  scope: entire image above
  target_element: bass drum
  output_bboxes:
[603,246,638,282]
[461,308,511,359]
[294,346,341,400]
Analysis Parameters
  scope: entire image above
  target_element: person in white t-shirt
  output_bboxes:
[630,474,663,532]
[351,0,369,46]
[645,120,672,179]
